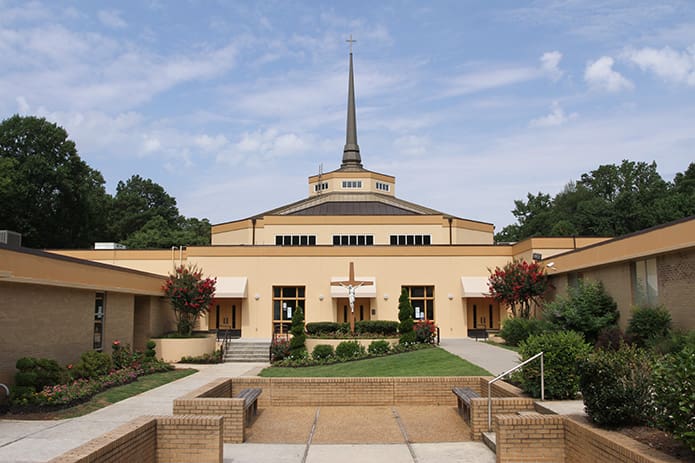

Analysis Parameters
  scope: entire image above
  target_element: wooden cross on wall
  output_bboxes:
[331,262,373,335]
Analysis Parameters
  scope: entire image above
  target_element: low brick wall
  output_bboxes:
[494,414,683,463]
[496,414,566,462]
[174,376,526,442]
[174,378,246,443]
[48,415,223,463]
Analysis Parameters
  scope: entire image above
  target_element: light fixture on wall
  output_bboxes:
[383,294,389,301]
[319,294,324,301]
[546,262,558,272]
[447,293,454,300]
[254,293,260,300]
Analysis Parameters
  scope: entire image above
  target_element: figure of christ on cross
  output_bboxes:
[331,262,373,335]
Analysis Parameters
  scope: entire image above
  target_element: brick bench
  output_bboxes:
[236,388,261,424]
[452,386,480,424]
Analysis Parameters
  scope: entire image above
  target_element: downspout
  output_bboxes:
[252,218,257,246]
[448,217,453,245]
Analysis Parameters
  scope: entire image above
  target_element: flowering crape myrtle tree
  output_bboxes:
[162,265,216,336]
[488,259,548,319]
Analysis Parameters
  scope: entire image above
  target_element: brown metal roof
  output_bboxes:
[288,201,418,216]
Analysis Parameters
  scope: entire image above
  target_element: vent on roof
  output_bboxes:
[94,242,127,250]
[0,230,22,248]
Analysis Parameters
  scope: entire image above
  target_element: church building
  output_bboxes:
[55,51,604,340]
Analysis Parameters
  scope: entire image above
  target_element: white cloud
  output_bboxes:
[584,56,634,92]
[98,10,127,29]
[443,67,540,97]
[540,51,563,81]
[393,135,429,157]
[623,45,695,86]
[216,129,308,166]
[142,135,162,153]
[195,134,230,152]
[16,96,29,113]
[529,101,577,128]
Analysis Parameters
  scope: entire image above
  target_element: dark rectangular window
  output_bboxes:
[402,286,435,321]
[332,235,375,246]
[389,234,432,246]
[390,235,397,245]
[333,235,340,245]
[275,236,283,245]
[275,235,317,246]
[93,293,105,351]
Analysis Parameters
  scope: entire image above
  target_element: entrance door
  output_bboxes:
[337,298,371,323]
[215,299,241,337]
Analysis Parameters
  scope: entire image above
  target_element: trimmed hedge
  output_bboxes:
[312,344,335,360]
[306,322,348,336]
[355,320,399,336]
[626,305,672,347]
[335,340,366,359]
[368,340,391,355]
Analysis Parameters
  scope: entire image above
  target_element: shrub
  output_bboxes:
[73,351,112,379]
[179,350,223,364]
[544,280,619,343]
[594,325,627,351]
[288,307,306,357]
[652,346,695,451]
[145,340,157,359]
[626,305,672,347]
[368,340,391,355]
[335,340,365,359]
[398,288,414,344]
[518,331,592,400]
[499,318,551,347]
[355,320,399,336]
[111,340,140,369]
[12,357,67,401]
[579,345,653,427]
[414,320,436,344]
[270,338,290,362]
[306,322,346,336]
[312,344,335,360]
[648,329,695,355]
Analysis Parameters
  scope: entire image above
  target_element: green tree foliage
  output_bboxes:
[0,115,211,249]
[626,305,672,347]
[289,307,307,357]
[495,160,694,242]
[544,280,619,343]
[0,115,110,248]
[162,265,216,336]
[110,174,179,242]
[398,288,415,343]
[488,259,548,319]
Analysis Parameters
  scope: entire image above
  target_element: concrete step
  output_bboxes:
[482,431,496,453]
[223,340,270,362]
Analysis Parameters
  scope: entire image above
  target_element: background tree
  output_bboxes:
[109,174,179,242]
[0,115,110,248]
[488,259,548,319]
[495,160,693,242]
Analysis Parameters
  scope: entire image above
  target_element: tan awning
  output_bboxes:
[460,277,491,298]
[330,277,377,298]
[215,277,248,298]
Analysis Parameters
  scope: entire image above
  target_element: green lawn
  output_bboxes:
[259,347,491,377]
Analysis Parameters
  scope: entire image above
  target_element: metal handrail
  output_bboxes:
[0,383,9,399]
[487,351,544,432]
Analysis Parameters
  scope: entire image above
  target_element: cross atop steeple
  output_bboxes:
[346,34,356,54]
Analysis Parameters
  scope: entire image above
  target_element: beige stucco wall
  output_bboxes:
[0,283,136,386]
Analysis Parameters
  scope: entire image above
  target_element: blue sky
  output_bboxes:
[2,1,694,230]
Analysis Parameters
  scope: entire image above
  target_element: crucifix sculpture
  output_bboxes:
[331,262,373,335]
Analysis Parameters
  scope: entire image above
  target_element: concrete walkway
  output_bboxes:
[0,339,522,463]
[439,338,520,376]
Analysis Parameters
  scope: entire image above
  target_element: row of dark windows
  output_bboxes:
[274,234,432,246]
[390,234,432,245]
[332,234,374,246]
[275,235,317,246]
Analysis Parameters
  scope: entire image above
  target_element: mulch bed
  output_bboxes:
[618,426,694,462]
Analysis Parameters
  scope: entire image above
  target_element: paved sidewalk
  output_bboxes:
[439,338,520,376]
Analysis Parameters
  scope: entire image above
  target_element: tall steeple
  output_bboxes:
[341,37,363,170]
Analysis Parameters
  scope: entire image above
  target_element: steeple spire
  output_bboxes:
[341,36,363,170]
